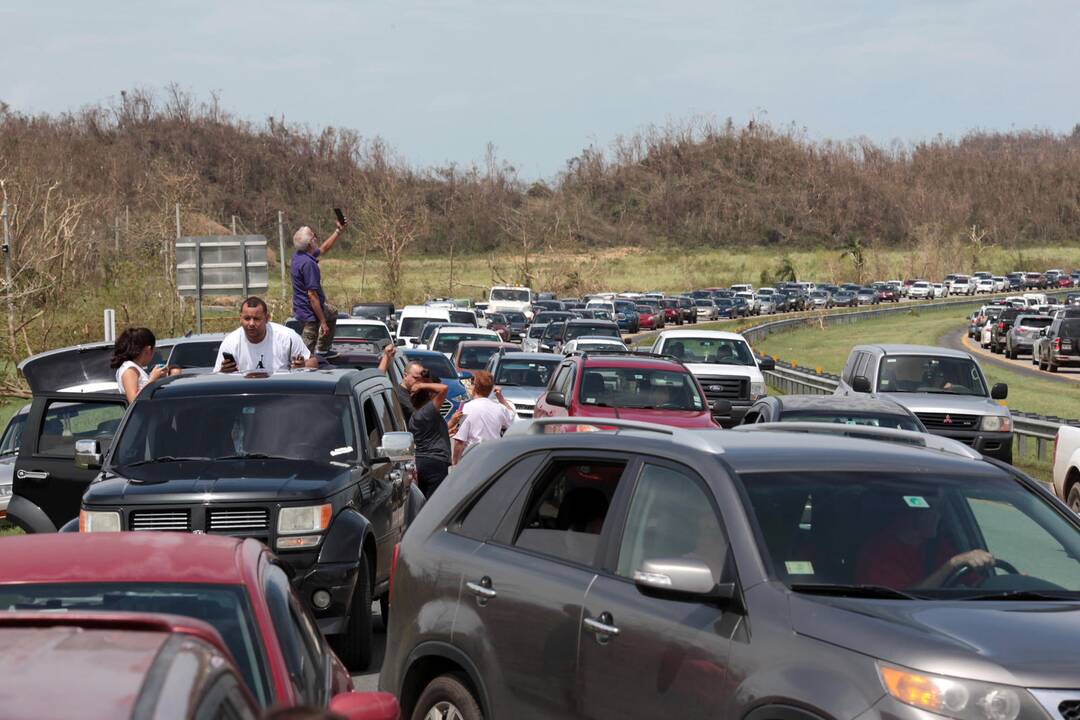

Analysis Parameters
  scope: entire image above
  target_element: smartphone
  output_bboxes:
[222,351,236,364]
[333,208,346,224]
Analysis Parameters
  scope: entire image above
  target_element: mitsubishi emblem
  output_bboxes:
[944,414,953,425]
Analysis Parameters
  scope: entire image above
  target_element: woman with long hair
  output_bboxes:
[110,327,168,402]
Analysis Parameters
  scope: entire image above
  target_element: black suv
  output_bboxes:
[76,369,420,671]
[989,307,1024,353]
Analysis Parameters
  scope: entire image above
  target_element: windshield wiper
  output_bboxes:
[960,590,1074,601]
[790,583,922,600]
[214,453,301,461]
[125,456,211,467]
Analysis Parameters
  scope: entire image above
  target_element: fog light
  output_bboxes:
[276,534,321,550]
[312,590,332,609]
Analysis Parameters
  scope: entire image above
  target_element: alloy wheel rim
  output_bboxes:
[425,702,465,720]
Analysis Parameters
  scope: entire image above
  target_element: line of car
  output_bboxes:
[969,294,1080,372]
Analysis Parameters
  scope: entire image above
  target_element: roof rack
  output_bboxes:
[733,422,981,460]
[570,349,684,363]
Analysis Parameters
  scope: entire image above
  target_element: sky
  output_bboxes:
[2,0,1079,178]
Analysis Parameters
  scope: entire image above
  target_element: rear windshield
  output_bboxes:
[167,342,220,369]
[400,316,441,338]
[457,345,502,370]
[505,312,527,323]
[781,411,921,432]
[1062,320,1080,339]
[542,323,565,341]
[336,324,391,341]
[578,367,705,411]
[662,337,755,366]
[1017,317,1052,329]
[564,324,620,341]
[876,355,987,396]
[433,332,496,354]
[495,359,560,387]
[529,324,547,339]
[448,310,478,327]
[405,352,458,380]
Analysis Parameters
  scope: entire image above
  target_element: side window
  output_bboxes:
[289,602,327,707]
[854,352,871,384]
[616,464,729,582]
[512,458,628,566]
[37,400,125,457]
[193,673,257,720]
[361,397,384,455]
[456,453,547,540]
[373,390,397,432]
[841,352,858,385]
[557,364,577,396]
[0,411,28,455]
[548,365,568,392]
[263,565,318,703]
[382,389,406,428]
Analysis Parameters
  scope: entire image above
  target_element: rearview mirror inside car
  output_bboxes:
[74,439,102,470]
[758,356,775,371]
[991,383,1008,400]
[374,432,416,463]
[328,691,400,720]
[545,391,567,408]
[852,376,872,393]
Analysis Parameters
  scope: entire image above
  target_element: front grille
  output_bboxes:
[130,510,190,532]
[513,402,535,418]
[440,400,454,416]
[915,412,980,431]
[208,508,268,533]
[697,376,749,401]
[1059,701,1080,720]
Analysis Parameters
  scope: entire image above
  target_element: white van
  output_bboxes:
[396,305,451,346]
[488,286,534,319]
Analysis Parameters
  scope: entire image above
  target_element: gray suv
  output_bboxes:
[381,418,1080,720]
[835,344,1012,463]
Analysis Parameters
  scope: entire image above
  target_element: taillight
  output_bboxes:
[998,322,1005,331]
[389,543,400,602]
[1055,338,1062,351]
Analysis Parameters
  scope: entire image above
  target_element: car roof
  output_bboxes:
[147,367,376,398]
[857,344,973,360]
[579,354,689,370]
[457,340,517,349]
[337,318,388,326]
[170,333,227,344]
[496,352,562,361]
[566,318,618,326]
[657,329,747,341]
[775,394,914,414]
[0,533,255,585]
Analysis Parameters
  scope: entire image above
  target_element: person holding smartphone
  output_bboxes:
[110,327,171,402]
[291,211,347,355]
[214,296,315,373]
[450,371,516,465]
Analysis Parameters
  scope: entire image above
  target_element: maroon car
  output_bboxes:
[533,353,720,430]
[0,533,399,719]
[0,612,260,720]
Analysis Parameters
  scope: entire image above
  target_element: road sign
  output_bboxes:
[176,235,270,332]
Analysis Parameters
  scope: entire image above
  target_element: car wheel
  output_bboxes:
[1068,485,1080,515]
[1039,357,1048,371]
[330,553,374,671]
[410,673,482,720]
[1049,361,1059,373]
[1005,344,1013,359]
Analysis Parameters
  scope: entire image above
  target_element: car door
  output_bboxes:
[534,362,572,419]
[455,452,636,718]
[356,387,396,576]
[577,460,740,720]
[13,393,127,531]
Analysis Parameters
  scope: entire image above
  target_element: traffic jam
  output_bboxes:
[3,280,1080,720]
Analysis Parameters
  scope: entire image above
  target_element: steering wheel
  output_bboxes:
[942,558,1019,587]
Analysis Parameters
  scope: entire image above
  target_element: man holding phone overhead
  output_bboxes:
[291,210,348,355]
[214,296,315,373]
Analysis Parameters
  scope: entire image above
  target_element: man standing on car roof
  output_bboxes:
[291,215,347,355]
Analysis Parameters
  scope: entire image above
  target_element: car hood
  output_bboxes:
[85,460,354,505]
[499,386,545,405]
[683,363,765,382]
[573,405,718,429]
[790,593,1080,687]
[876,392,1008,417]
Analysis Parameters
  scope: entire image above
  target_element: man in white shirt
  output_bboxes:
[451,370,516,464]
[214,296,317,373]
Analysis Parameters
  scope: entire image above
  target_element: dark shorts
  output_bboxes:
[416,456,450,498]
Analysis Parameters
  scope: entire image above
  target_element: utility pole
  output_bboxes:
[1,199,13,354]
[278,211,287,302]
[231,215,237,235]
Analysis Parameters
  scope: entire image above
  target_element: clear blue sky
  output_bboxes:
[3,0,1078,178]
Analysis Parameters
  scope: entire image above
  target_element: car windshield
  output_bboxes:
[405,352,458,380]
[741,470,1080,597]
[111,394,357,466]
[433,332,496,354]
[448,311,477,326]
[528,324,547,339]
[168,342,221,369]
[695,300,714,307]
[400,316,442,339]
[491,289,530,302]
[457,345,503,370]
[876,355,988,396]
[811,292,828,298]
[505,312,527,324]
[662,337,755,366]
[495,359,559,387]
[781,411,921,432]
[0,582,271,705]
[336,324,391,341]
[564,324,620,341]
[486,313,507,324]
[578,367,705,411]
[420,322,451,344]
[542,323,564,341]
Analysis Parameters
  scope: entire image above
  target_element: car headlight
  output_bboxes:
[450,393,468,405]
[981,415,1012,432]
[79,510,120,532]
[750,381,766,398]
[0,484,11,498]
[278,504,332,535]
[878,664,1039,720]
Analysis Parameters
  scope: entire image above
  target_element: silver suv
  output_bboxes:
[835,344,1012,463]
[380,419,1080,720]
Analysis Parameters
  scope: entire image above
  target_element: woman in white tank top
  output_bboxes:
[110,328,169,402]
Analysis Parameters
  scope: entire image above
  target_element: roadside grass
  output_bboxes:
[756,308,1080,421]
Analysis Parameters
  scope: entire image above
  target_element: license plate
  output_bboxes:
[1063,340,1074,350]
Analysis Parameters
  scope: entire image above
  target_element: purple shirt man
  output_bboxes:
[291,248,324,322]
[289,220,347,354]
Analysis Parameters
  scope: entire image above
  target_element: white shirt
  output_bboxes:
[115,360,149,394]
[453,396,516,448]
[213,322,310,373]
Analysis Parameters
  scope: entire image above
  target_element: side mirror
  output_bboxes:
[374,431,415,463]
[852,376,872,393]
[711,399,733,416]
[623,336,634,344]
[394,338,406,347]
[329,691,401,720]
[633,558,741,609]
[545,391,567,408]
[458,370,474,380]
[74,439,102,470]
[758,356,775,371]
[991,383,1008,400]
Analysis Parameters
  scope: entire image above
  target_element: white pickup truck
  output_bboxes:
[1053,425,1080,511]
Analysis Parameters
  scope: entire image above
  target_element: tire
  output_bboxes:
[410,673,483,720]
[1039,357,1048,371]
[330,554,374,671]
[1067,485,1080,515]
[1049,361,1059,373]
[1005,344,1013,360]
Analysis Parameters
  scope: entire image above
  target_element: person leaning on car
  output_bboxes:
[214,296,316,373]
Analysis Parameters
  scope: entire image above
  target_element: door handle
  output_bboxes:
[583,612,620,640]
[17,469,49,481]
[466,576,496,605]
